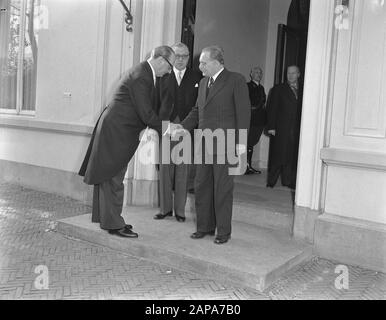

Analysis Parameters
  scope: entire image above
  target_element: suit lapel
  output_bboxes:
[285,83,297,101]
[204,69,228,107]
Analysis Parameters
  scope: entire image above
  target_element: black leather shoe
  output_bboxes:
[154,211,172,220]
[126,224,133,229]
[108,225,138,238]
[190,231,215,239]
[244,167,254,175]
[214,235,231,244]
[175,214,185,222]
[250,167,262,174]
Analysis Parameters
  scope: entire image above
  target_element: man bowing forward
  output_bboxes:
[79,46,176,238]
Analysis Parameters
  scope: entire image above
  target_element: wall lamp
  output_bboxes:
[119,0,133,32]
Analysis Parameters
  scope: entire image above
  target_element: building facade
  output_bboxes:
[0,0,385,272]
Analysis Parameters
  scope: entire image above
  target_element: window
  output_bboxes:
[0,0,40,114]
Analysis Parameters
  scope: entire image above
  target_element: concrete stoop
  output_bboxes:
[56,206,312,292]
[186,182,295,231]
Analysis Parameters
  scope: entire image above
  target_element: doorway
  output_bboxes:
[180,0,310,232]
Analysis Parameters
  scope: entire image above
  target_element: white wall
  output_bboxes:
[0,0,132,175]
[37,0,103,125]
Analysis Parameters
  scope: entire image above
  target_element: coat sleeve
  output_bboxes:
[266,86,279,131]
[181,102,199,131]
[234,76,251,132]
[129,77,163,134]
[233,76,251,146]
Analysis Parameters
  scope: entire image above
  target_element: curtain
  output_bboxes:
[0,0,17,110]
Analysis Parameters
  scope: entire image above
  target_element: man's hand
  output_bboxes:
[236,144,246,156]
[163,122,183,136]
[171,128,188,139]
[268,130,276,136]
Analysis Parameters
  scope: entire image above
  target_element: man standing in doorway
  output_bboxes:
[266,65,302,189]
[79,46,178,238]
[245,66,266,175]
[154,42,201,222]
[176,45,250,244]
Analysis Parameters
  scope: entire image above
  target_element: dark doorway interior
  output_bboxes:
[274,0,310,85]
[267,0,310,199]
[181,0,196,69]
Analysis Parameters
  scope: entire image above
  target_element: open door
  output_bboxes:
[274,24,308,85]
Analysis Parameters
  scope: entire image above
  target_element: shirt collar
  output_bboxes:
[252,80,260,86]
[211,67,224,82]
[288,81,298,89]
[146,60,156,86]
[173,67,186,78]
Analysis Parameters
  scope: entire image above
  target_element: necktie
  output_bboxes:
[290,84,298,100]
[177,71,182,86]
[206,77,214,98]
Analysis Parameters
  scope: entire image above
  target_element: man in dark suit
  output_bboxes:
[245,66,266,175]
[79,46,177,238]
[154,43,201,222]
[266,65,302,189]
[175,45,250,244]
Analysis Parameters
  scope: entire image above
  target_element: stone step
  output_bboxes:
[56,206,312,292]
[185,180,295,231]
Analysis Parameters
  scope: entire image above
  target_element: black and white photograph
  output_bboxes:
[0,0,385,306]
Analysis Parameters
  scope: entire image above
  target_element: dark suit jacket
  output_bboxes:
[158,69,202,122]
[182,69,250,156]
[266,83,302,166]
[247,81,266,127]
[79,61,161,185]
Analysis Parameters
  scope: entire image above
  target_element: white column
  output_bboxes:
[295,0,336,211]
[127,0,183,206]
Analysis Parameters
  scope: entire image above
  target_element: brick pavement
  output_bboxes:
[0,183,385,300]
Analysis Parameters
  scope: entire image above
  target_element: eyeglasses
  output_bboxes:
[175,54,189,60]
[162,56,174,69]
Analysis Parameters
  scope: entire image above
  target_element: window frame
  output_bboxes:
[0,0,36,116]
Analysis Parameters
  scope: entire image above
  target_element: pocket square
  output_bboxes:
[194,83,199,87]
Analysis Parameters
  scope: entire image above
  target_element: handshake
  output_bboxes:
[163,122,188,138]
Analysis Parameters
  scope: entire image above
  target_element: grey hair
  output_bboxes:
[202,45,224,65]
[171,42,189,53]
[250,66,263,74]
[151,46,175,60]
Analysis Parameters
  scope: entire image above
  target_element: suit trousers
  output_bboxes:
[194,157,234,237]
[267,163,295,188]
[159,161,188,217]
[159,131,189,217]
[92,165,127,230]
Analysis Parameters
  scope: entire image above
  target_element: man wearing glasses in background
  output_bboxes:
[154,42,202,223]
[79,46,178,238]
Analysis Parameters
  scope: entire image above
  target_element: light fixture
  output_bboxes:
[119,0,133,32]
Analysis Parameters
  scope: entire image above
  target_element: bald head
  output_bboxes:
[287,65,300,85]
